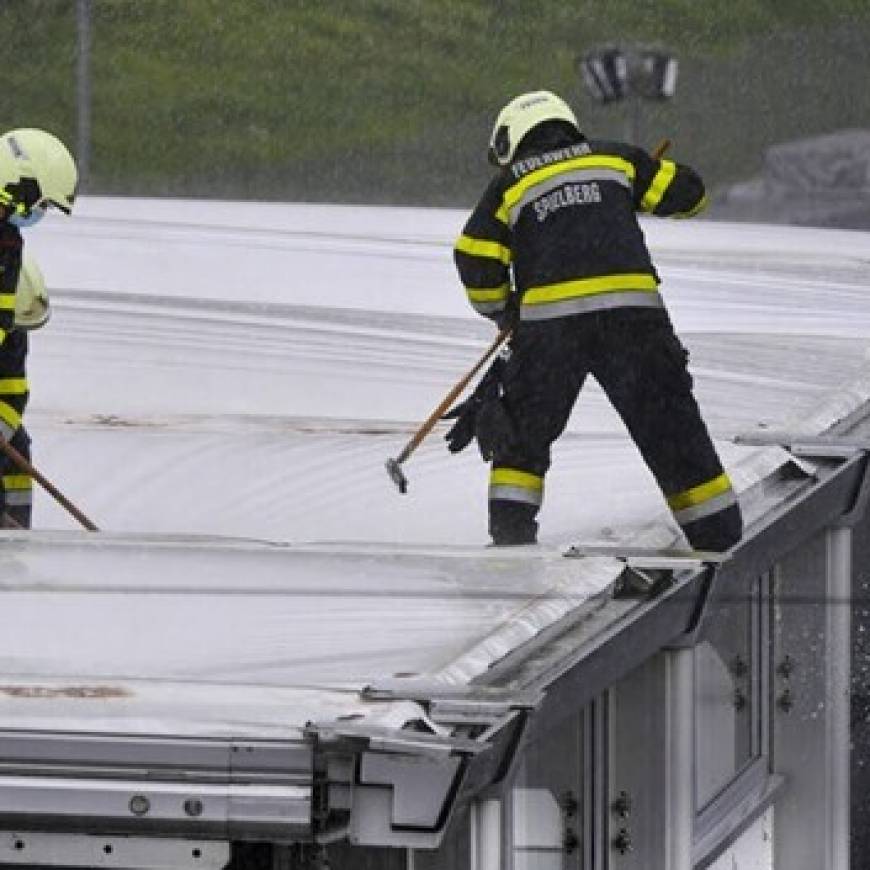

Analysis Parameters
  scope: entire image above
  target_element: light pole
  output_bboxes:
[76,0,92,190]
[577,46,678,147]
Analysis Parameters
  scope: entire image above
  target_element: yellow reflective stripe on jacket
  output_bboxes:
[507,168,630,228]
[455,234,512,265]
[2,474,31,491]
[0,378,28,395]
[0,293,16,311]
[498,155,636,224]
[640,159,677,212]
[673,194,709,219]
[523,273,658,306]
[667,473,733,512]
[467,285,510,304]
[0,401,21,430]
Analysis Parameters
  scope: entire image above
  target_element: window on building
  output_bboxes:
[694,570,766,810]
[509,710,584,870]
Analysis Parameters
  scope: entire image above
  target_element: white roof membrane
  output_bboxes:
[0,199,867,738]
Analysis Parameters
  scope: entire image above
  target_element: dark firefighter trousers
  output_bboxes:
[488,308,742,551]
[0,427,32,528]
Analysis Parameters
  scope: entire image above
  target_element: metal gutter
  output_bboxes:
[317,438,853,848]
[470,450,866,743]
[273,423,870,850]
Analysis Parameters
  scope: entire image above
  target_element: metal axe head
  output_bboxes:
[385,457,408,494]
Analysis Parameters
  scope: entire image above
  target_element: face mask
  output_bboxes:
[9,205,46,229]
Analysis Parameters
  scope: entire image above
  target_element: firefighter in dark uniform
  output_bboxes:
[0,254,52,527]
[448,90,742,551]
[0,128,77,528]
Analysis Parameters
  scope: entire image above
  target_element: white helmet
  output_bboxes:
[15,252,50,330]
[0,128,78,216]
[488,90,580,167]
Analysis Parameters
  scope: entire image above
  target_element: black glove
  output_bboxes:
[443,397,479,453]
[443,355,505,454]
[474,398,518,461]
[487,290,520,333]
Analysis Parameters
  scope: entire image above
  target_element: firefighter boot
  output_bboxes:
[489,500,538,546]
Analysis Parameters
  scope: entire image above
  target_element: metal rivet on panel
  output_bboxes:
[612,828,633,855]
[611,790,632,819]
[184,798,204,817]
[129,795,150,816]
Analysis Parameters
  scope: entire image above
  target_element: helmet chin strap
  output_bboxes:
[0,177,43,226]
[9,204,46,229]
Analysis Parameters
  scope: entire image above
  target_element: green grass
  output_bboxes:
[2,0,869,205]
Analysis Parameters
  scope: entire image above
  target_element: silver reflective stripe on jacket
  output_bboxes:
[508,168,631,227]
[521,290,664,321]
[472,300,508,315]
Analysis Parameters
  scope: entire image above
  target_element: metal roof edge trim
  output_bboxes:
[517,452,867,730]
[427,554,635,688]
[424,441,802,691]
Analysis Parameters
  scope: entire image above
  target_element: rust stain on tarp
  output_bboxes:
[0,685,131,699]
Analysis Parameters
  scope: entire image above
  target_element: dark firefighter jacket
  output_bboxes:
[0,222,27,443]
[454,138,706,322]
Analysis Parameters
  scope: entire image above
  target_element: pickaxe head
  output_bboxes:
[385,457,408,494]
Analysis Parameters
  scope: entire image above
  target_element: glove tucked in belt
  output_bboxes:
[443,352,517,460]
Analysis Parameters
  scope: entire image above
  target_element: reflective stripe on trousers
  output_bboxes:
[2,473,32,507]
[667,472,736,528]
[489,466,544,507]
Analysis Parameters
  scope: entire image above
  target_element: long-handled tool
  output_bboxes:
[385,326,512,493]
[651,137,671,160]
[0,437,98,531]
